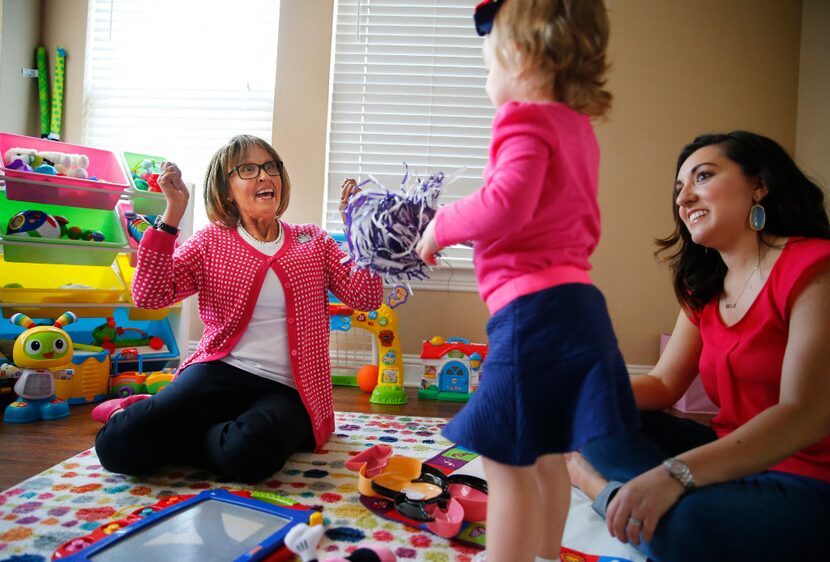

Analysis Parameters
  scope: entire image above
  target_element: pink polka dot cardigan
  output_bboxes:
[132,222,383,448]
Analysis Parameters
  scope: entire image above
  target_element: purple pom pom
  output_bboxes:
[342,164,447,288]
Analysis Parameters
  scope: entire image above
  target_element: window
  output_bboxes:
[325,0,495,289]
[83,0,281,229]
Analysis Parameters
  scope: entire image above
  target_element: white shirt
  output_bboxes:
[220,223,295,389]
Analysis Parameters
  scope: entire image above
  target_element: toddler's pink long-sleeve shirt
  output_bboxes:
[434,101,601,313]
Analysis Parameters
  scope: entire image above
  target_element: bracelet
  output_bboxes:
[662,457,695,490]
[153,215,180,235]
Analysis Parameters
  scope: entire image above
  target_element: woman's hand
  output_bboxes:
[339,178,360,223]
[158,162,190,214]
[604,465,686,546]
[416,219,441,266]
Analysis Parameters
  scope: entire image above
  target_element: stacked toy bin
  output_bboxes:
[0,133,190,407]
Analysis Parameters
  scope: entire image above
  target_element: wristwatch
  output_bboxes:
[663,457,695,490]
[153,215,180,236]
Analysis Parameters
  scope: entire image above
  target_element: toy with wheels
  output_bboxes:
[0,311,77,423]
[109,347,174,397]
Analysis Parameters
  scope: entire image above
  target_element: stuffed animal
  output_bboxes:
[3,147,89,179]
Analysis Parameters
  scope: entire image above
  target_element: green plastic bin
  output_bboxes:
[121,151,167,215]
[0,191,128,266]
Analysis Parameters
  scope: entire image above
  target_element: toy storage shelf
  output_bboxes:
[0,172,193,376]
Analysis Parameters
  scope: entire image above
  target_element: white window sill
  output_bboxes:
[397,266,478,293]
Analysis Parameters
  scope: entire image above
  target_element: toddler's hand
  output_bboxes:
[416,219,441,266]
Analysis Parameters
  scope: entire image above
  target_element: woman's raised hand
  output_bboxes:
[158,161,190,211]
[339,178,360,223]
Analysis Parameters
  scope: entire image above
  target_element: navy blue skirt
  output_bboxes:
[442,283,640,466]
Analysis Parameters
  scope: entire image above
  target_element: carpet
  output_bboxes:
[0,411,644,562]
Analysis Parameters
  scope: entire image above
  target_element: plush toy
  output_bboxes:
[285,523,396,562]
[0,312,77,423]
[39,150,90,178]
[3,147,90,179]
[342,164,455,288]
[3,147,37,171]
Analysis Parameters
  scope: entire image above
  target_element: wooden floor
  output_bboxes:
[0,386,464,490]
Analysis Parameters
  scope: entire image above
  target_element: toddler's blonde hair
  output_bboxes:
[490,0,612,117]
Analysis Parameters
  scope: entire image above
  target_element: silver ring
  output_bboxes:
[627,517,642,527]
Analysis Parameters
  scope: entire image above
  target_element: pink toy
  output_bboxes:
[345,445,487,539]
[345,444,392,478]
[285,523,396,562]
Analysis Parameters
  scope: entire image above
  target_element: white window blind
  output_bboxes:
[325,0,495,278]
[83,0,280,230]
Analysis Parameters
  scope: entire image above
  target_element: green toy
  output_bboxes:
[36,47,50,138]
[48,48,66,141]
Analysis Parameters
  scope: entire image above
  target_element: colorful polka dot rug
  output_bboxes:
[0,411,644,562]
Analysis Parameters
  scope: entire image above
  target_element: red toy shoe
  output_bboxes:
[91,394,151,423]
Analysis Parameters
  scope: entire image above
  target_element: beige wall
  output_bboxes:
[275,0,804,364]
[796,0,830,191]
[41,0,87,143]
[0,0,42,136]
[595,0,801,363]
[8,1,812,364]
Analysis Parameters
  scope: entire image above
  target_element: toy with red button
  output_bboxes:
[52,488,320,561]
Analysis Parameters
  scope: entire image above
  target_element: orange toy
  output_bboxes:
[357,364,379,393]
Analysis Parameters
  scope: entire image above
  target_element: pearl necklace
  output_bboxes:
[239,221,282,247]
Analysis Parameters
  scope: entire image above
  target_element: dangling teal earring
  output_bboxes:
[750,203,766,231]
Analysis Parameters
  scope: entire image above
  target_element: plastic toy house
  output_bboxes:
[419,337,488,402]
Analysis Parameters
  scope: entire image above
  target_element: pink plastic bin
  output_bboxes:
[0,132,129,210]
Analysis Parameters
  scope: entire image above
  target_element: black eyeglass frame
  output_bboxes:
[227,160,283,180]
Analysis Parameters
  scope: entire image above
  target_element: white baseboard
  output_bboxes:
[190,341,653,387]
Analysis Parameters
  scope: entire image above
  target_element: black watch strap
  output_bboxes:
[153,215,180,235]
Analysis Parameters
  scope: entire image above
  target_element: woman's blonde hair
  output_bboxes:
[490,0,612,117]
[203,135,291,228]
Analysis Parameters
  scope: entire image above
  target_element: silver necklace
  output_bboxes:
[724,244,766,309]
[724,265,759,309]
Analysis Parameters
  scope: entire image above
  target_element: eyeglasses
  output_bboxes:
[228,160,283,180]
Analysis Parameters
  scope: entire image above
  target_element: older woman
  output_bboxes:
[568,131,830,561]
[94,135,382,483]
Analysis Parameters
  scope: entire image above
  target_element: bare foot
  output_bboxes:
[565,452,608,501]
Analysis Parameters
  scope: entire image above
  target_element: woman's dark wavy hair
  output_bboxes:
[655,130,830,311]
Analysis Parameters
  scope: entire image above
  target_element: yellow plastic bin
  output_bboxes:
[115,253,177,320]
[0,256,127,318]
[0,191,128,266]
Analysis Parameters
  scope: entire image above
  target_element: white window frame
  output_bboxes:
[82,0,281,231]
[324,0,496,292]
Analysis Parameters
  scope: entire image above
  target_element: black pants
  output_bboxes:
[95,361,315,483]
